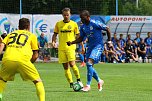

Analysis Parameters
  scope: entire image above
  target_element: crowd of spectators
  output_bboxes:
[1,30,151,63]
[100,32,152,63]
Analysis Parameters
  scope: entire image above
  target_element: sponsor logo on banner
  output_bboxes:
[110,16,152,23]
[35,19,48,36]
[0,17,17,34]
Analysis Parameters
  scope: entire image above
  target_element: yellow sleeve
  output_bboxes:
[54,22,59,33]
[74,22,80,35]
[31,34,39,50]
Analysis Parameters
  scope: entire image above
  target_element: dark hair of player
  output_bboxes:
[80,10,90,17]
[19,18,30,30]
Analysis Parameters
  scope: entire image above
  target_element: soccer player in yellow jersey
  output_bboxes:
[0,18,45,101]
[52,7,81,88]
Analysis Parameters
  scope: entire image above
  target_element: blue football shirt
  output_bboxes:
[80,20,107,48]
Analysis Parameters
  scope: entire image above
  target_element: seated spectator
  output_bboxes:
[38,32,49,48]
[104,41,120,63]
[137,39,146,63]
[125,40,138,63]
[37,32,50,61]
[115,40,126,62]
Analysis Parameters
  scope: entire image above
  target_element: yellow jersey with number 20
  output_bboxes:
[2,30,38,63]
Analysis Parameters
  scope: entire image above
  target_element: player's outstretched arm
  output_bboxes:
[52,32,58,48]
[67,36,83,46]
[106,27,111,41]
[31,50,39,63]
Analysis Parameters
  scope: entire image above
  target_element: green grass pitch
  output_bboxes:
[2,63,152,101]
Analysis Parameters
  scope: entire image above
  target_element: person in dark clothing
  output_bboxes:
[125,39,138,63]
[137,39,146,63]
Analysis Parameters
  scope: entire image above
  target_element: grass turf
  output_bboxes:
[2,63,152,101]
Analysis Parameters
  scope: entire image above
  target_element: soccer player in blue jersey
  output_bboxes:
[67,10,111,92]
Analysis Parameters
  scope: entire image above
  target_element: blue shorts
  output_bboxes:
[86,44,104,64]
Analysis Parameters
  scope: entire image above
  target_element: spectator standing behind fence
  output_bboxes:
[67,10,111,91]
[144,32,152,58]
[117,34,126,62]
[119,34,126,48]
[111,32,117,46]
[134,32,142,46]
[52,7,81,88]
[126,34,133,44]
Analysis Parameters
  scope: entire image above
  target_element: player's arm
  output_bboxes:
[52,22,59,48]
[106,27,111,41]
[31,35,39,63]
[31,50,39,63]
[80,42,85,54]
[52,32,58,48]
[67,36,83,46]
[67,25,84,46]
[37,37,41,48]
[96,22,111,41]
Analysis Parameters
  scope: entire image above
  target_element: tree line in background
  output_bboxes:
[0,0,152,15]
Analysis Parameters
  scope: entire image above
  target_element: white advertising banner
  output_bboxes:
[33,14,62,42]
[111,16,152,23]
[0,14,20,34]
[0,14,63,42]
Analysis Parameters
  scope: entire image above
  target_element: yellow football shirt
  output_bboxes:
[54,20,79,50]
[2,30,38,63]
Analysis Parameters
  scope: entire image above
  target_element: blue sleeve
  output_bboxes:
[94,21,107,31]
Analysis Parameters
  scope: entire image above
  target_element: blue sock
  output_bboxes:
[78,54,84,62]
[86,62,94,85]
[93,69,100,82]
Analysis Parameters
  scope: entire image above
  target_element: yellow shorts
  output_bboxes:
[58,50,76,63]
[0,60,40,81]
